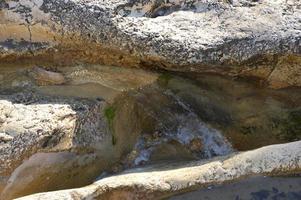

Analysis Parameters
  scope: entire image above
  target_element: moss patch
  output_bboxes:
[157,73,172,87]
[105,106,115,125]
[104,106,117,145]
[278,109,301,141]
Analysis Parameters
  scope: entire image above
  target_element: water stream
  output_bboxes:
[0,64,300,198]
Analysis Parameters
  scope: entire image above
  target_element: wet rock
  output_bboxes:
[160,73,301,150]
[267,56,301,89]
[0,0,300,87]
[0,64,300,199]
[189,138,203,152]
[111,86,233,168]
[150,139,196,162]
[29,67,66,85]
[17,141,301,200]
[169,176,301,200]
[0,92,113,199]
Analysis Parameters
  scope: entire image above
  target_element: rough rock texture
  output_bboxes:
[1,0,300,88]
[0,91,113,199]
[0,65,235,199]
[17,141,301,200]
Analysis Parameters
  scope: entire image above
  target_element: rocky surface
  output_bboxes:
[1,0,301,88]
[0,91,112,199]
[0,65,160,199]
[0,64,300,199]
[17,141,301,200]
[0,65,237,199]
[1,0,301,199]
[29,66,66,85]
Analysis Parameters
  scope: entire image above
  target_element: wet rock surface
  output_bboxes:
[0,64,300,199]
[0,0,301,199]
[169,175,301,200]
[159,73,301,150]
[1,0,301,88]
[17,141,301,200]
[0,64,160,199]
[0,91,112,199]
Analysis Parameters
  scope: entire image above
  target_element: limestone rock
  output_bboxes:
[29,67,66,85]
[17,141,301,200]
[0,132,13,143]
[0,91,112,199]
[0,0,300,87]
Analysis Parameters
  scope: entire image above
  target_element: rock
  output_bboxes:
[17,141,301,200]
[149,139,197,162]
[0,91,114,199]
[29,67,66,85]
[0,0,300,88]
[0,63,300,199]
[0,132,13,143]
[189,138,203,152]
[267,55,301,89]
[111,85,233,168]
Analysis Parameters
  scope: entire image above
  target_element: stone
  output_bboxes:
[0,63,300,199]
[0,91,113,199]
[29,66,66,85]
[189,138,203,152]
[0,0,300,88]
[0,132,13,143]
[17,141,301,200]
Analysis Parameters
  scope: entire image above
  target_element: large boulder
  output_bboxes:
[0,0,300,88]
[17,141,301,200]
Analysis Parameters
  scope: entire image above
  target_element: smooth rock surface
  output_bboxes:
[17,141,301,200]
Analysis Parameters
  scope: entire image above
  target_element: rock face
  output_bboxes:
[1,0,300,88]
[17,141,301,200]
[0,91,113,199]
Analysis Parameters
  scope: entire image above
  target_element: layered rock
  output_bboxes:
[17,141,301,200]
[1,0,300,88]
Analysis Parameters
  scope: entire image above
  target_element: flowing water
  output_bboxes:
[1,64,300,164]
[0,64,300,198]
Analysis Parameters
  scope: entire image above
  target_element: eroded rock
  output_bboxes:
[0,91,113,199]
[0,132,13,143]
[0,64,300,199]
[29,66,66,85]
[17,141,301,200]
[0,0,300,88]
